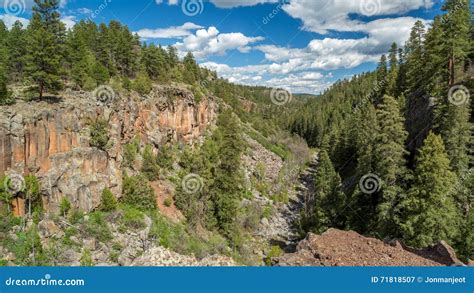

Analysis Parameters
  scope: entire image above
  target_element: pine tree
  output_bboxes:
[0,65,10,105]
[375,54,388,99]
[387,43,399,97]
[183,52,200,84]
[26,0,65,100]
[305,150,345,234]
[424,17,446,100]
[0,21,10,105]
[66,20,98,89]
[441,0,471,86]
[400,132,459,247]
[395,47,407,98]
[460,207,474,260]
[99,188,117,212]
[348,103,379,233]
[166,45,179,68]
[141,44,165,80]
[0,20,7,71]
[211,111,246,239]
[440,102,471,175]
[405,20,426,97]
[7,21,27,82]
[404,20,430,155]
[374,95,409,237]
[435,0,473,175]
[96,23,114,76]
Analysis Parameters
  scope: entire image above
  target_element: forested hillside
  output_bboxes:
[0,0,472,266]
[0,0,311,266]
[284,0,473,260]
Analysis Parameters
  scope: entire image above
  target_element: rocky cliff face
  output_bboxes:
[0,86,217,214]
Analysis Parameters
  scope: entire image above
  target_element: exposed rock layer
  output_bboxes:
[0,86,217,214]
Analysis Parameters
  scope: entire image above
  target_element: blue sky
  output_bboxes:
[0,0,444,94]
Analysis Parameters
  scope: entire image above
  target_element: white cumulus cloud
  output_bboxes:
[175,26,264,58]
[136,22,203,39]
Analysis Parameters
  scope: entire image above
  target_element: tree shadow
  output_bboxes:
[30,95,63,104]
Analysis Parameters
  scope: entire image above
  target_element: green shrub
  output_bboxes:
[89,118,109,150]
[0,215,21,238]
[132,71,152,95]
[164,197,172,207]
[191,85,204,103]
[265,245,283,266]
[255,162,266,181]
[0,67,14,105]
[148,212,228,259]
[141,145,160,181]
[262,205,273,219]
[99,188,117,212]
[62,227,79,247]
[156,145,174,170]
[68,208,84,225]
[59,197,71,217]
[122,77,132,91]
[80,249,93,266]
[24,175,42,216]
[109,242,123,263]
[91,63,110,86]
[240,203,262,231]
[120,205,146,230]
[122,175,157,211]
[6,227,44,265]
[123,138,140,168]
[84,212,112,243]
[255,181,269,197]
[271,191,289,204]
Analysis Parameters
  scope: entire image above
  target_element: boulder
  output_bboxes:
[38,219,64,238]
[83,238,97,251]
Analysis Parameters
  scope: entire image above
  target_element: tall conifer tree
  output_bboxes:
[26,0,65,99]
